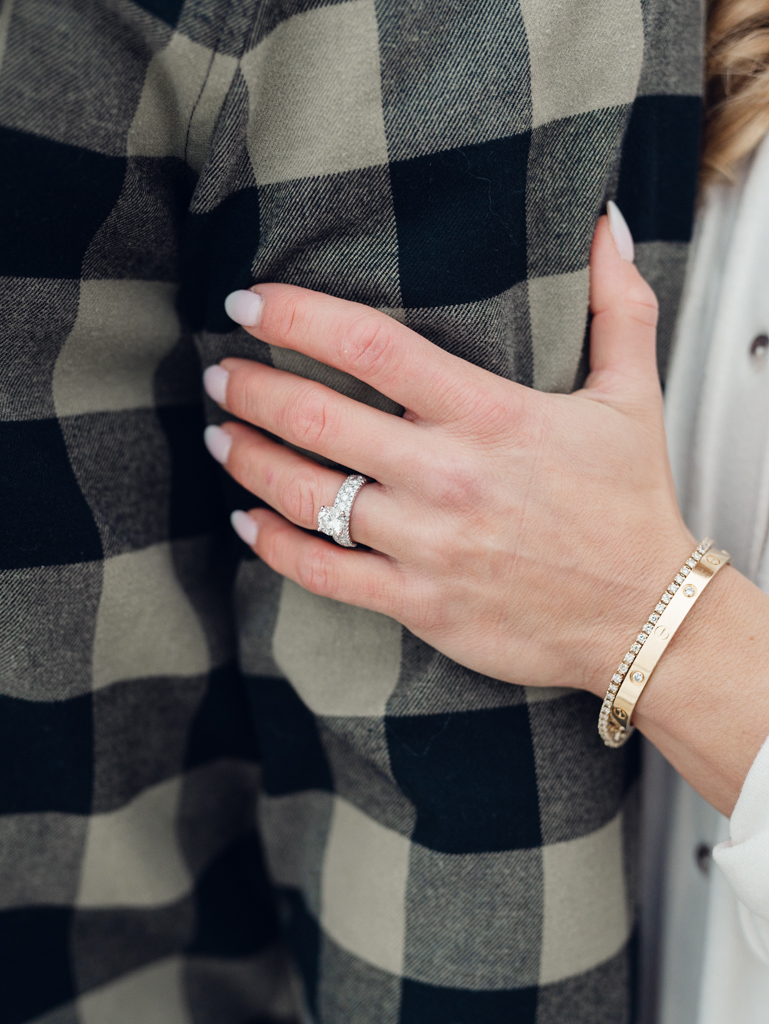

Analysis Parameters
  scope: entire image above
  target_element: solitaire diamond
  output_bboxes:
[317,506,346,538]
[632,671,644,683]
[684,585,696,597]
[316,474,367,548]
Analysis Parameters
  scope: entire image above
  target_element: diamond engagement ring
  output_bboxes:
[317,474,368,547]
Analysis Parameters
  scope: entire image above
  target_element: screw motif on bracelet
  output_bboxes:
[598,539,731,748]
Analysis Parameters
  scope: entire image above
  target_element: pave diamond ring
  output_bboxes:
[317,474,368,548]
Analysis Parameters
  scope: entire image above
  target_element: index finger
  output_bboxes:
[223,284,505,422]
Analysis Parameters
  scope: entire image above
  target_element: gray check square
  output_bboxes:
[0,277,80,422]
[528,690,637,845]
[403,845,543,989]
[0,562,101,700]
[317,937,402,1024]
[0,0,165,156]
[378,0,532,161]
[253,168,401,308]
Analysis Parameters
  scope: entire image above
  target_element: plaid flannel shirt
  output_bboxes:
[0,0,703,1020]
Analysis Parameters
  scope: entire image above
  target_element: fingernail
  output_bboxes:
[607,201,635,262]
[231,510,258,546]
[224,289,264,327]
[203,425,232,465]
[203,364,229,404]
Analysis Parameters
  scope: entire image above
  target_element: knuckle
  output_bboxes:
[258,525,280,569]
[342,314,401,380]
[625,279,659,329]
[226,369,257,422]
[278,383,334,449]
[272,293,304,346]
[296,546,337,597]
[279,467,324,527]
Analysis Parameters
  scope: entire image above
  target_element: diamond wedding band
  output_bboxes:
[317,474,368,547]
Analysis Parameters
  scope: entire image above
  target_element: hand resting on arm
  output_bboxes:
[202,214,769,820]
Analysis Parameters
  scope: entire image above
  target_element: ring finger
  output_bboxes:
[205,420,394,552]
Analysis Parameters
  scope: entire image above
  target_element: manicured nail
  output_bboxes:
[231,510,258,546]
[203,425,232,465]
[224,289,264,327]
[203,364,229,404]
[607,201,635,262]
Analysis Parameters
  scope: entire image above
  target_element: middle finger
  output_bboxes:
[208,357,421,483]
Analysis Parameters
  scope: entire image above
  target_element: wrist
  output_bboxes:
[579,522,696,700]
[631,565,762,814]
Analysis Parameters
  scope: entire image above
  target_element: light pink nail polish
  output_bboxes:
[224,289,264,327]
[231,510,258,546]
[203,425,232,465]
[203,364,229,404]
[607,200,635,262]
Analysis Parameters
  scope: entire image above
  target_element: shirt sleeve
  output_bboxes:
[713,733,769,964]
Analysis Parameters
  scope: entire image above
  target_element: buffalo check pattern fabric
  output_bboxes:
[0,0,703,1021]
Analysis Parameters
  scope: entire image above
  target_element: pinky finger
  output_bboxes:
[233,507,405,616]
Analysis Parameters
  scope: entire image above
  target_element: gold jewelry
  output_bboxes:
[598,539,731,748]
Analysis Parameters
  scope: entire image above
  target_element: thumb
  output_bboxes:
[585,202,660,403]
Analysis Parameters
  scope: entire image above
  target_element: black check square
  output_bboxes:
[247,676,334,796]
[616,95,702,244]
[0,907,76,1024]
[188,832,280,956]
[179,187,261,333]
[0,127,125,279]
[0,692,93,814]
[399,979,538,1024]
[390,133,530,308]
[386,705,541,853]
[0,419,103,570]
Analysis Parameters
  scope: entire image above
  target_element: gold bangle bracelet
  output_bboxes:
[598,539,731,748]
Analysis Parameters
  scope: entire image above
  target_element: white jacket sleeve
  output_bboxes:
[713,733,769,964]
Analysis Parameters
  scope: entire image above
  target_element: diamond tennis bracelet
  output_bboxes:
[598,539,731,748]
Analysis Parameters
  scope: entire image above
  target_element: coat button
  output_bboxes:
[695,843,712,874]
[750,334,768,362]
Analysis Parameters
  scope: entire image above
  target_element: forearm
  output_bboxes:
[585,564,769,816]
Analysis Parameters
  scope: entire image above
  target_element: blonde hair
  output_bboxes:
[703,0,769,182]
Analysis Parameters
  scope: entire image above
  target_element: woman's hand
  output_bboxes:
[203,213,693,697]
